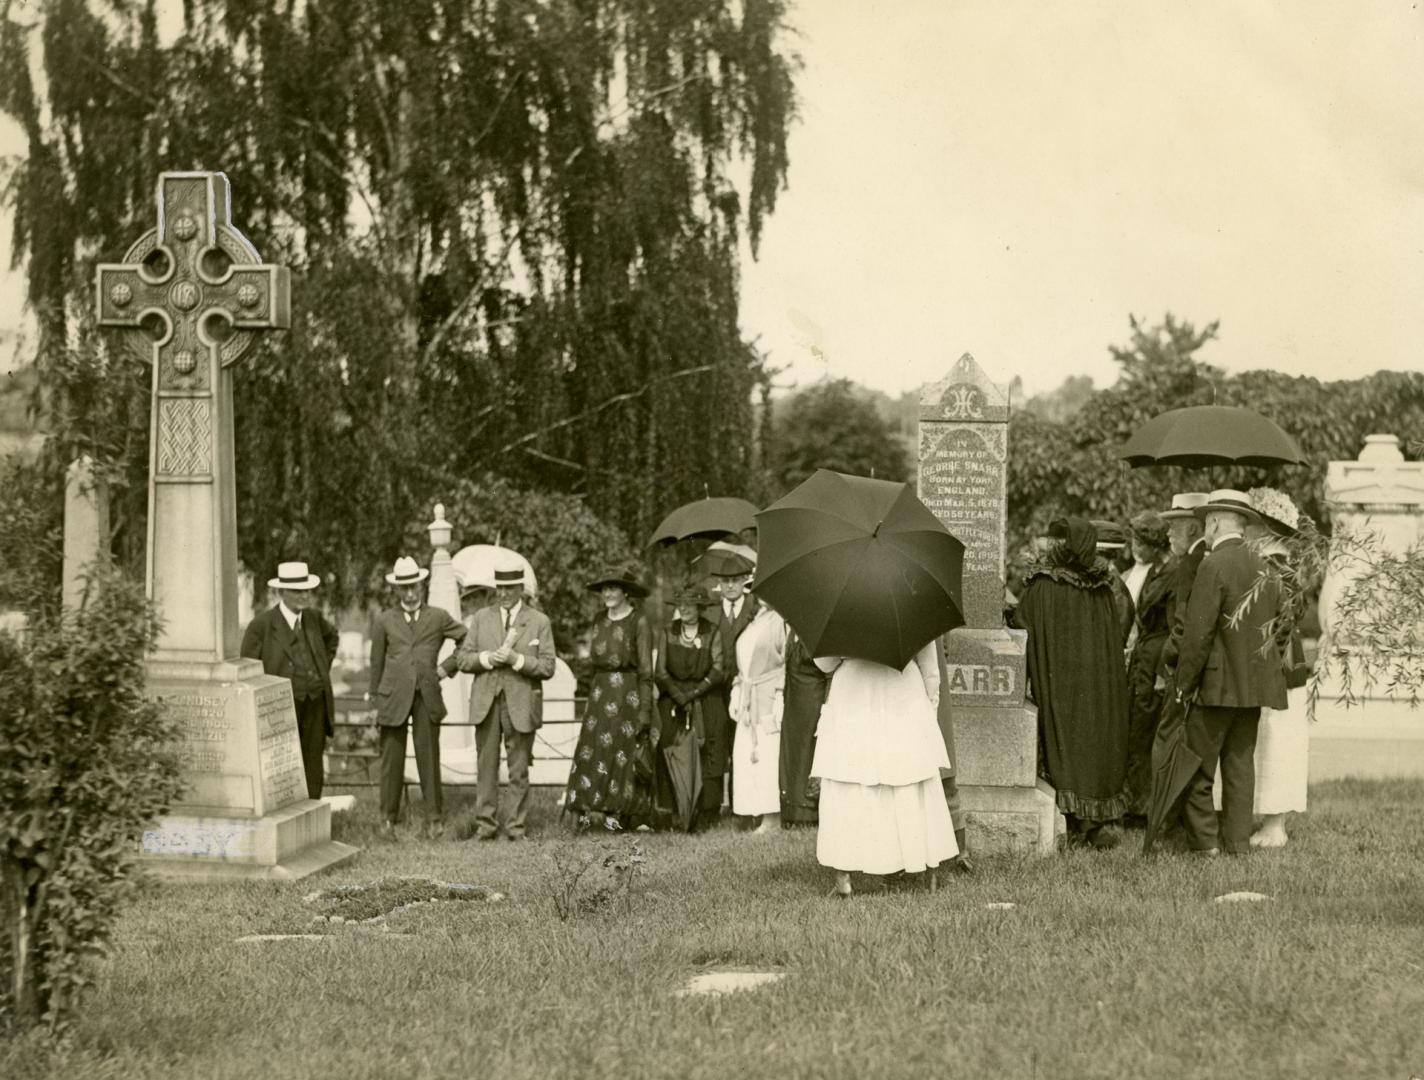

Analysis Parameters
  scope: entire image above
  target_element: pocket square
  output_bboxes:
[529,639,539,646]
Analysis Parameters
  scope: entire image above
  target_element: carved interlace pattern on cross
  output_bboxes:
[156,399,213,476]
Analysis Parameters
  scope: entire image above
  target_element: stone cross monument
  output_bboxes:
[98,172,354,879]
[919,354,1063,854]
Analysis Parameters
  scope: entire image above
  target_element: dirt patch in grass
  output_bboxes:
[303,877,503,924]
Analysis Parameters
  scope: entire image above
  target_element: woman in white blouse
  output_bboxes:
[811,640,958,897]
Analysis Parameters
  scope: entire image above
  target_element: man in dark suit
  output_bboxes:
[705,553,758,829]
[443,564,556,841]
[1155,493,1209,687]
[369,556,467,834]
[1173,490,1288,855]
[240,561,339,799]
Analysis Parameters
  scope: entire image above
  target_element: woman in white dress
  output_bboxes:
[812,641,959,897]
[1212,487,1311,846]
[731,602,788,833]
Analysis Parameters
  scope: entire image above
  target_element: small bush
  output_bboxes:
[0,568,183,1032]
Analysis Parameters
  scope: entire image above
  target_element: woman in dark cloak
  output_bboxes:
[653,589,724,831]
[779,627,829,826]
[1015,516,1131,848]
[1123,511,1174,819]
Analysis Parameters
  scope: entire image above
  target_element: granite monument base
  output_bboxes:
[1308,684,1424,781]
[958,779,1065,855]
[141,800,358,881]
[141,659,358,882]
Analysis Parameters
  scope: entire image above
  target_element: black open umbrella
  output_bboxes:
[752,470,965,669]
[1141,693,1202,854]
[1120,406,1306,470]
[647,497,758,548]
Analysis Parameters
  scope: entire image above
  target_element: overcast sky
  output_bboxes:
[4,1,1423,399]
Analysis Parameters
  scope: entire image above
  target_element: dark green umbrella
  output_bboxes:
[752,470,965,669]
[1142,692,1203,854]
[647,497,759,547]
[1120,406,1306,470]
[661,714,703,832]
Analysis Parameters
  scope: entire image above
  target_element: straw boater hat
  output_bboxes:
[1247,487,1302,537]
[586,565,648,598]
[493,562,526,588]
[1160,492,1209,520]
[385,556,430,585]
[1192,489,1262,526]
[268,561,320,590]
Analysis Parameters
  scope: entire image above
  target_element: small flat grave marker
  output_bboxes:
[675,969,786,997]
[1213,891,1273,904]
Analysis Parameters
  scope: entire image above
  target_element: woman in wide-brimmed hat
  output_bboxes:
[652,587,725,831]
[564,566,655,831]
[1209,487,1313,848]
[1122,510,1174,820]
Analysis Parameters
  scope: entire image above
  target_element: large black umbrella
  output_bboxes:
[647,497,758,548]
[752,470,965,669]
[1120,406,1306,470]
[660,713,703,833]
[1142,693,1202,854]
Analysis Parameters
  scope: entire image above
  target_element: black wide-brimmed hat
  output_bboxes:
[665,587,714,609]
[586,566,648,599]
[1091,519,1128,551]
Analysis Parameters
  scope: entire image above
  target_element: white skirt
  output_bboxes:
[816,777,959,874]
[732,713,782,816]
[1212,685,1310,814]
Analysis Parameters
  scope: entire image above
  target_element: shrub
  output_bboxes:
[0,568,184,1032]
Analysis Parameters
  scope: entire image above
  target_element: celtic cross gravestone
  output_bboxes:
[97,172,354,879]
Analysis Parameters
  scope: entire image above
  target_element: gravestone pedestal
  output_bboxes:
[920,354,1064,855]
[140,659,356,880]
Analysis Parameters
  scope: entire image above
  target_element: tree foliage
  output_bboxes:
[1,0,799,609]
[0,568,183,1031]
[769,378,909,494]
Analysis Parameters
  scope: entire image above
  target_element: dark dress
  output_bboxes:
[1124,558,1175,815]
[565,610,655,820]
[653,616,724,829]
[779,629,828,824]
[1017,521,1131,825]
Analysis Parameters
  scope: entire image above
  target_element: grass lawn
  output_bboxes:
[5,779,1423,1080]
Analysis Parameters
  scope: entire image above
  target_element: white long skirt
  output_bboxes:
[812,657,958,874]
[1212,685,1310,814]
[732,716,782,816]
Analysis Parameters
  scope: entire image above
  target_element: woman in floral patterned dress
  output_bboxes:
[564,568,655,831]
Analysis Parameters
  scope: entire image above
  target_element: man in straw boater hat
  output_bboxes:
[241,561,340,799]
[369,556,467,836]
[443,561,556,841]
[1171,490,1288,856]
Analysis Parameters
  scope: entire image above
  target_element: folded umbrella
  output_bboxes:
[1120,405,1306,470]
[752,469,965,670]
[1142,692,1203,854]
[661,714,703,832]
[648,497,759,548]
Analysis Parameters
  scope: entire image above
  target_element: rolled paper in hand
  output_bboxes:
[501,624,520,650]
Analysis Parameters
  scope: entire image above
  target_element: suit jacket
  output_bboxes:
[368,605,467,727]
[716,594,761,687]
[1175,536,1288,710]
[443,603,556,733]
[240,605,339,735]
[1156,540,1208,680]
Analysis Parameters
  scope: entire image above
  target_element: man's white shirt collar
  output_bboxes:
[278,601,300,630]
[1211,532,1243,550]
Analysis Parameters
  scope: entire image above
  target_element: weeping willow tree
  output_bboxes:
[1,0,797,606]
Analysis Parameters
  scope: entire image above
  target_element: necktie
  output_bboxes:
[406,610,416,626]
[503,607,511,633]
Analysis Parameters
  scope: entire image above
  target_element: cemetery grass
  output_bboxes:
[5,781,1423,1080]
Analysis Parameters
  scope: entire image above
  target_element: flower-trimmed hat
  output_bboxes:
[1247,487,1302,537]
[1160,492,1209,520]
[586,565,648,599]
[268,561,320,590]
[1192,489,1263,526]
[1130,510,1168,551]
[385,556,430,585]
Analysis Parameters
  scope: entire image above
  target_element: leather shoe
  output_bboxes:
[474,829,499,842]
[1194,847,1221,859]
